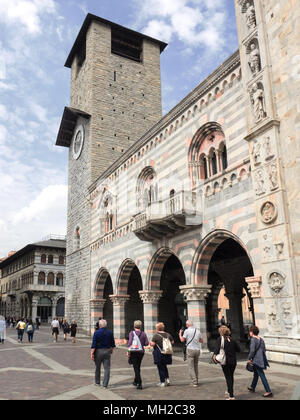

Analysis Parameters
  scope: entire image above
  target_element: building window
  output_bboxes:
[188,122,227,185]
[56,273,63,287]
[38,272,45,285]
[41,254,46,263]
[111,28,143,62]
[137,167,158,211]
[48,255,53,264]
[59,255,64,265]
[75,227,80,250]
[47,272,54,285]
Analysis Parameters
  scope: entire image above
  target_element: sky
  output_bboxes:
[0,0,238,257]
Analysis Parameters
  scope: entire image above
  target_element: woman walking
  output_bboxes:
[51,317,60,342]
[16,318,26,343]
[247,325,273,398]
[70,320,78,343]
[26,319,35,343]
[150,322,174,388]
[213,326,240,400]
[62,319,70,341]
[128,320,149,390]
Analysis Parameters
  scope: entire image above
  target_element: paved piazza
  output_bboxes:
[0,326,299,401]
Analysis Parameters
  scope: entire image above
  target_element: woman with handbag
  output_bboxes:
[127,320,149,390]
[247,325,273,397]
[213,326,240,400]
[150,322,174,388]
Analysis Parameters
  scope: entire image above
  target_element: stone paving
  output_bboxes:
[0,326,299,401]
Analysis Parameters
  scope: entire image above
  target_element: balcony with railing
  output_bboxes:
[133,191,202,241]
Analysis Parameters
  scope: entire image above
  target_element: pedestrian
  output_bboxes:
[51,317,60,342]
[0,316,6,344]
[213,325,240,400]
[70,320,78,343]
[16,318,26,343]
[247,325,273,398]
[150,322,174,388]
[62,319,70,341]
[179,320,203,387]
[91,319,115,388]
[59,317,63,330]
[26,319,35,343]
[95,317,101,330]
[35,318,40,330]
[127,320,149,390]
[220,315,226,326]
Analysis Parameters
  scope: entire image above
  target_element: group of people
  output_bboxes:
[91,319,272,399]
[51,317,78,343]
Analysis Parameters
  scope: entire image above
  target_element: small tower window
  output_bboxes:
[111,28,143,62]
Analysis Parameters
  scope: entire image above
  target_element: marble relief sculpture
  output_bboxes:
[245,2,256,30]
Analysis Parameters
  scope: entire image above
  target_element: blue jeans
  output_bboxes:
[18,329,24,341]
[251,366,271,393]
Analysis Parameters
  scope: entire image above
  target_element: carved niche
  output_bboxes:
[268,271,286,295]
[246,39,261,77]
[260,201,277,224]
[249,82,267,123]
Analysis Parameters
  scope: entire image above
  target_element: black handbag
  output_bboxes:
[246,339,262,372]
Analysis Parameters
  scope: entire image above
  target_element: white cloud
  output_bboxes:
[0,0,57,34]
[134,0,228,52]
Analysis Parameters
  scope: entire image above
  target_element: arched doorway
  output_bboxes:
[92,268,114,332]
[37,297,52,323]
[56,297,65,318]
[125,266,144,337]
[158,254,187,342]
[205,238,255,351]
[103,275,113,331]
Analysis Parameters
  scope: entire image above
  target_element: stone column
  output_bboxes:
[224,290,245,346]
[31,296,39,322]
[90,299,106,334]
[110,295,130,344]
[139,290,163,339]
[180,285,211,352]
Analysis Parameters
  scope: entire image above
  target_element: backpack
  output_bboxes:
[130,331,143,351]
[27,324,33,332]
[158,333,173,355]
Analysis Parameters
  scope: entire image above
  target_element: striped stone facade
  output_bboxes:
[58,2,300,365]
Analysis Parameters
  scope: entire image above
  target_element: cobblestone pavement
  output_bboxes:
[0,326,299,401]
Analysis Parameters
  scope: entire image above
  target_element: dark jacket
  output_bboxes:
[91,327,115,350]
[214,336,240,365]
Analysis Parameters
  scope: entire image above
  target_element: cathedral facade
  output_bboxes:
[56,0,300,364]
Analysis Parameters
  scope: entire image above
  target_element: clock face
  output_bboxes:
[72,125,85,160]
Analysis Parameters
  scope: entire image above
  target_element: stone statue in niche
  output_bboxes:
[268,162,279,190]
[250,83,267,122]
[248,42,261,76]
[268,271,285,295]
[261,201,277,224]
[245,2,256,30]
[254,169,265,195]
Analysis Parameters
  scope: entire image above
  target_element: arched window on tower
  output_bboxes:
[137,167,158,211]
[99,191,115,235]
[211,151,218,175]
[221,145,228,171]
[75,227,80,250]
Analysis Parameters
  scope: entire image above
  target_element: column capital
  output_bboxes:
[90,298,106,308]
[109,295,130,306]
[179,285,212,301]
[245,275,262,298]
[139,290,163,304]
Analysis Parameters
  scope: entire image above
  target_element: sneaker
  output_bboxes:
[94,383,100,387]
[263,392,273,398]
[157,382,166,387]
[226,397,236,400]
[136,384,143,390]
[166,378,170,386]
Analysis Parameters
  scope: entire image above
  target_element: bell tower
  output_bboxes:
[56,14,167,332]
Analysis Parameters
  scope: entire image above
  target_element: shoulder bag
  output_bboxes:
[215,336,226,365]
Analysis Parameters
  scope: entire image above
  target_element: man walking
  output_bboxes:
[179,320,203,387]
[91,319,115,388]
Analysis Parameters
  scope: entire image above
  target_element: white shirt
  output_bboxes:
[183,327,202,350]
[51,320,59,328]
